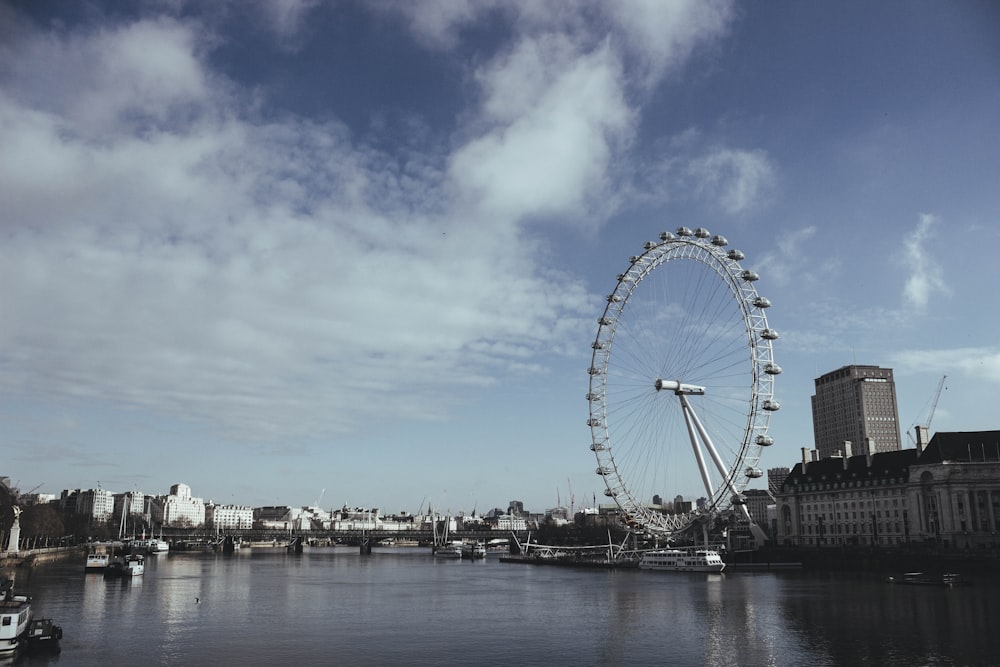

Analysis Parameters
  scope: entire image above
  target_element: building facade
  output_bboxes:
[151,483,206,528]
[767,467,789,499]
[775,430,1000,549]
[206,503,254,530]
[75,488,115,522]
[811,364,902,458]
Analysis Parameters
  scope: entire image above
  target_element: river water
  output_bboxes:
[8,546,1000,666]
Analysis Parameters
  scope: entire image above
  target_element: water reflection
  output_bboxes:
[10,551,1000,666]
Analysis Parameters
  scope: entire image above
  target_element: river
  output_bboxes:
[7,546,1000,666]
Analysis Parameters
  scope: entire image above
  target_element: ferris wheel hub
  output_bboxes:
[654,379,706,395]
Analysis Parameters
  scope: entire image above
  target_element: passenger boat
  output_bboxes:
[638,548,726,573]
[461,541,487,559]
[148,539,170,553]
[0,578,32,655]
[85,553,110,572]
[434,543,464,559]
[123,554,145,576]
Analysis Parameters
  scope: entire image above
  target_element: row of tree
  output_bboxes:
[1,502,184,548]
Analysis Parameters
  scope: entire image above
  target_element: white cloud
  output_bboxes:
[687,147,776,216]
[891,347,1000,386]
[449,36,631,225]
[0,1,740,449]
[753,225,818,287]
[900,213,949,309]
[0,16,593,443]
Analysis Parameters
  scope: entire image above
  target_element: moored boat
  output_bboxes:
[24,618,62,654]
[461,541,487,559]
[0,578,32,655]
[148,539,170,554]
[887,572,970,587]
[123,554,145,576]
[434,543,463,559]
[85,553,110,572]
[638,548,726,573]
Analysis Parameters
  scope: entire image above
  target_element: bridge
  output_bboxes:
[151,526,529,552]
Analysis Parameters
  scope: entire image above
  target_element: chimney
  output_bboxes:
[843,441,853,458]
[801,447,810,473]
[915,426,930,452]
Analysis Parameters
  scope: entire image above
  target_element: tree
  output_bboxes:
[21,505,65,545]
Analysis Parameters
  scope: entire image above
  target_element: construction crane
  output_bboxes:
[907,375,947,446]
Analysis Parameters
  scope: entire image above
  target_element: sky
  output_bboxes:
[2,0,999,516]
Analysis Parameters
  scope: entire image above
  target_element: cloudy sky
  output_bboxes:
[2,0,998,515]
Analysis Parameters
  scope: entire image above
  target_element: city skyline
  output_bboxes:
[2,2,999,513]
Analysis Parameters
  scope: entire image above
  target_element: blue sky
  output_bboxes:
[2,0,998,515]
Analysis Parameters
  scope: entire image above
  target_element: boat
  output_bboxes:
[434,543,463,559]
[0,578,31,655]
[104,558,125,578]
[147,539,170,554]
[461,541,487,559]
[24,617,62,654]
[887,572,970,587]
[123,554,145,576]
[638,548,726,573]
[85,552,110,572]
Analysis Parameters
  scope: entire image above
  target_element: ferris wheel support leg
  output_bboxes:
[683,396,742,500]
[680,394,714,499]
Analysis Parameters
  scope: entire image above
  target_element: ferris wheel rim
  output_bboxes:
[587,229,779,538]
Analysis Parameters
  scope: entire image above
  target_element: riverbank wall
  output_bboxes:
[0,545,86,570]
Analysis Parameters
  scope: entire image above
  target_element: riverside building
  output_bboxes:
[811,364,902,459]
[775,430,1000,550]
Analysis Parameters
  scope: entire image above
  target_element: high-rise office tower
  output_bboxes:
[767,467,790,498]
[811,364,902,458]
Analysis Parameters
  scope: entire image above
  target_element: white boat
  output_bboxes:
[638,548,726,573]
[461,541,487,559]
[122,554,145,576]
[0,578,32,655]
[147,539,170,554]
[434,543,463,559]
[85,553,110,572]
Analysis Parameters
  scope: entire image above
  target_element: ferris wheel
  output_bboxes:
[587,228,780,539]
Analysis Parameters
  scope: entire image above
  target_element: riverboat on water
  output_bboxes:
[24,618,62,654]
[434,543,464,559]
[887,572,970,587]
[0,579,31,655]
[104,554,145,578]
[131,538,170,554]
[461,541,487,559]
[638,549,726,573]
[85,553,110,572]
[123,554,145,576]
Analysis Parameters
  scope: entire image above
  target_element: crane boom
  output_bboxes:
[925,375,947,430]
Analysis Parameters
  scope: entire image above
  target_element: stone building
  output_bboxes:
[811,364,902,458]
[775,430,1000,549]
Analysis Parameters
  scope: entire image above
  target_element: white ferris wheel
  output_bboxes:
[587,228,780,539]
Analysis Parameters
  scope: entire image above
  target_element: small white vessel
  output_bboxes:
[461,541,487,559]
[147,539,170,554]
[122,554,145,576]
[85,553,110,572]
[639,548,726,573]
[434,543,463,559]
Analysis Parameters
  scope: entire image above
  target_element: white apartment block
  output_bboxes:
[207,503,254,530]
[151,483,206,528]
[76,488,115,522]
